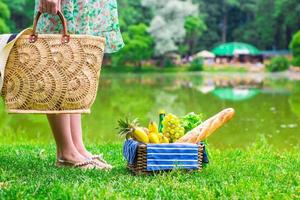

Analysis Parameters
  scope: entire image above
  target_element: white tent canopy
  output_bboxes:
[195,50,215,58]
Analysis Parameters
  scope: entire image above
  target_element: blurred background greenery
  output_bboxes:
[0,0,299,148]
[1,0,300,68]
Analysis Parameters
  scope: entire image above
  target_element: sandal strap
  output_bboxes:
[74,160,94,167]
[92,154,108,164]
[57,158,94,167]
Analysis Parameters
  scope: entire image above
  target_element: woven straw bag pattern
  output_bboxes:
[1,11,105,113]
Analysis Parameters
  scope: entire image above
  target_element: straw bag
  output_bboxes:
[1,11,105,113]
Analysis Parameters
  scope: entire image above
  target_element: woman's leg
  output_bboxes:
[70,114,113,169]
[47,114,87,162]
[69,114,92,158]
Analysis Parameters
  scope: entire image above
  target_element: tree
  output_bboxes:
[118,0,152,32]
[0,0,10,33]
[184,16,206,55]
[289,31,300,66]
[273,0,300,49]
[112,23,154,68]
[6,0,34,32]
[142,0,198,56]
[220,0,239,43]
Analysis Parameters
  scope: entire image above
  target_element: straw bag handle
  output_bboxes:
[29,11,70,44]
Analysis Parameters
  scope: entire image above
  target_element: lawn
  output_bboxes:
[0,141,299,199]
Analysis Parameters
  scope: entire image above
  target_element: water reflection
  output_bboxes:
[0,72,299,148]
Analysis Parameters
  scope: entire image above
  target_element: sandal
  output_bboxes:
[56,158,105,170]
[91,154,113,170]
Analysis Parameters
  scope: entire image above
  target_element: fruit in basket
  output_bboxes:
[148,121,159,133]
[162,113,185,143]
[161,136,169,143]
[148,132,160,143]
[117,118,149,143]
[143,127,149,135]
[157,133,163,141]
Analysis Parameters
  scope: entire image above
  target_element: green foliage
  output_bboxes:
[291,57,300,67]
[111,23,154,68]
[2,0,300,65]
[290,31,300,66]
[180,112,203,132]
[118,0,151,31]
[0,18,10,33]
[6,0,34,32]
[185,16,207,37]
[184,16,207,55]
[189,57,204,71]
[0,143,299,199]
[266,56,289,72]
[163,57,176,68]
[197,0,300,50]
[0,0,10,33]
[0,1,10,19]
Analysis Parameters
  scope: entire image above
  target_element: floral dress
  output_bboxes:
[34,0,124,53]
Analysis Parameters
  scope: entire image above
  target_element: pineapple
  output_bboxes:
[117,118,149,143]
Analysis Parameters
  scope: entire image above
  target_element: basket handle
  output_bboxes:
[29,11,70,44]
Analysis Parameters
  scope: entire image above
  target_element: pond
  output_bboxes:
[0,71,299,149]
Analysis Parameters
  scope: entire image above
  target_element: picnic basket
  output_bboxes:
[125,142,206,175]
[1,11,105,114]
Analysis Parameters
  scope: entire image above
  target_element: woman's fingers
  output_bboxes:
[39,0,44,12]
[39,0,59,14]
[58,0,61,11]
[51,2,57,14]
[38,0,42,12]
[45,0,50,13]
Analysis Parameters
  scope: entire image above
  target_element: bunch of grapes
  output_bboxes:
[162,114,185,143]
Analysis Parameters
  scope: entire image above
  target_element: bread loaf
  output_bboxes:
[175,108,235,143]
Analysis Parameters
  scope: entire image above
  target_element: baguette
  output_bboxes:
[175,108,235,143]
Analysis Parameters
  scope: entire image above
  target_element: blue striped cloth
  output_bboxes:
[146,143,199,171]
[123,139,140,165]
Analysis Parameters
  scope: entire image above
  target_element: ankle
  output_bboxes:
[75,145,92,158]
[58,150,85,163]
[78,148,93,158]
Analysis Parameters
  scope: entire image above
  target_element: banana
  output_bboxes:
[133,127,149,144]
[148,121,159,133]
[161,136,169,143]
[148,132,160,143]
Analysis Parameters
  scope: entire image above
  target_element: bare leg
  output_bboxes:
[70,114,112,169]
[70,114,92,158]
[47,114,87,163]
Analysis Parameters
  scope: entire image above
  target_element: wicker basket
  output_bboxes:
[127,143,205,175]
[1,11,105,114]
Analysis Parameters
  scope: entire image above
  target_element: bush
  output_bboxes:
[163,57,176,68]
[266,56,289,72]
[291,57,300,67]
[189,57,204,71]
[289,31,300,67]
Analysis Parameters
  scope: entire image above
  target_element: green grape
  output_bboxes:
[162,113,185,143]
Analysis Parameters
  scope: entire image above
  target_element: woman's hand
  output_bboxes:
[39,0,61,14]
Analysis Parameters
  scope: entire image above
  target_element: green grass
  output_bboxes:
[0,142,299,199]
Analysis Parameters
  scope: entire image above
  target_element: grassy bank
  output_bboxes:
[0,142,299,199]
[101,65,248,74]
[102,65,191,74]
